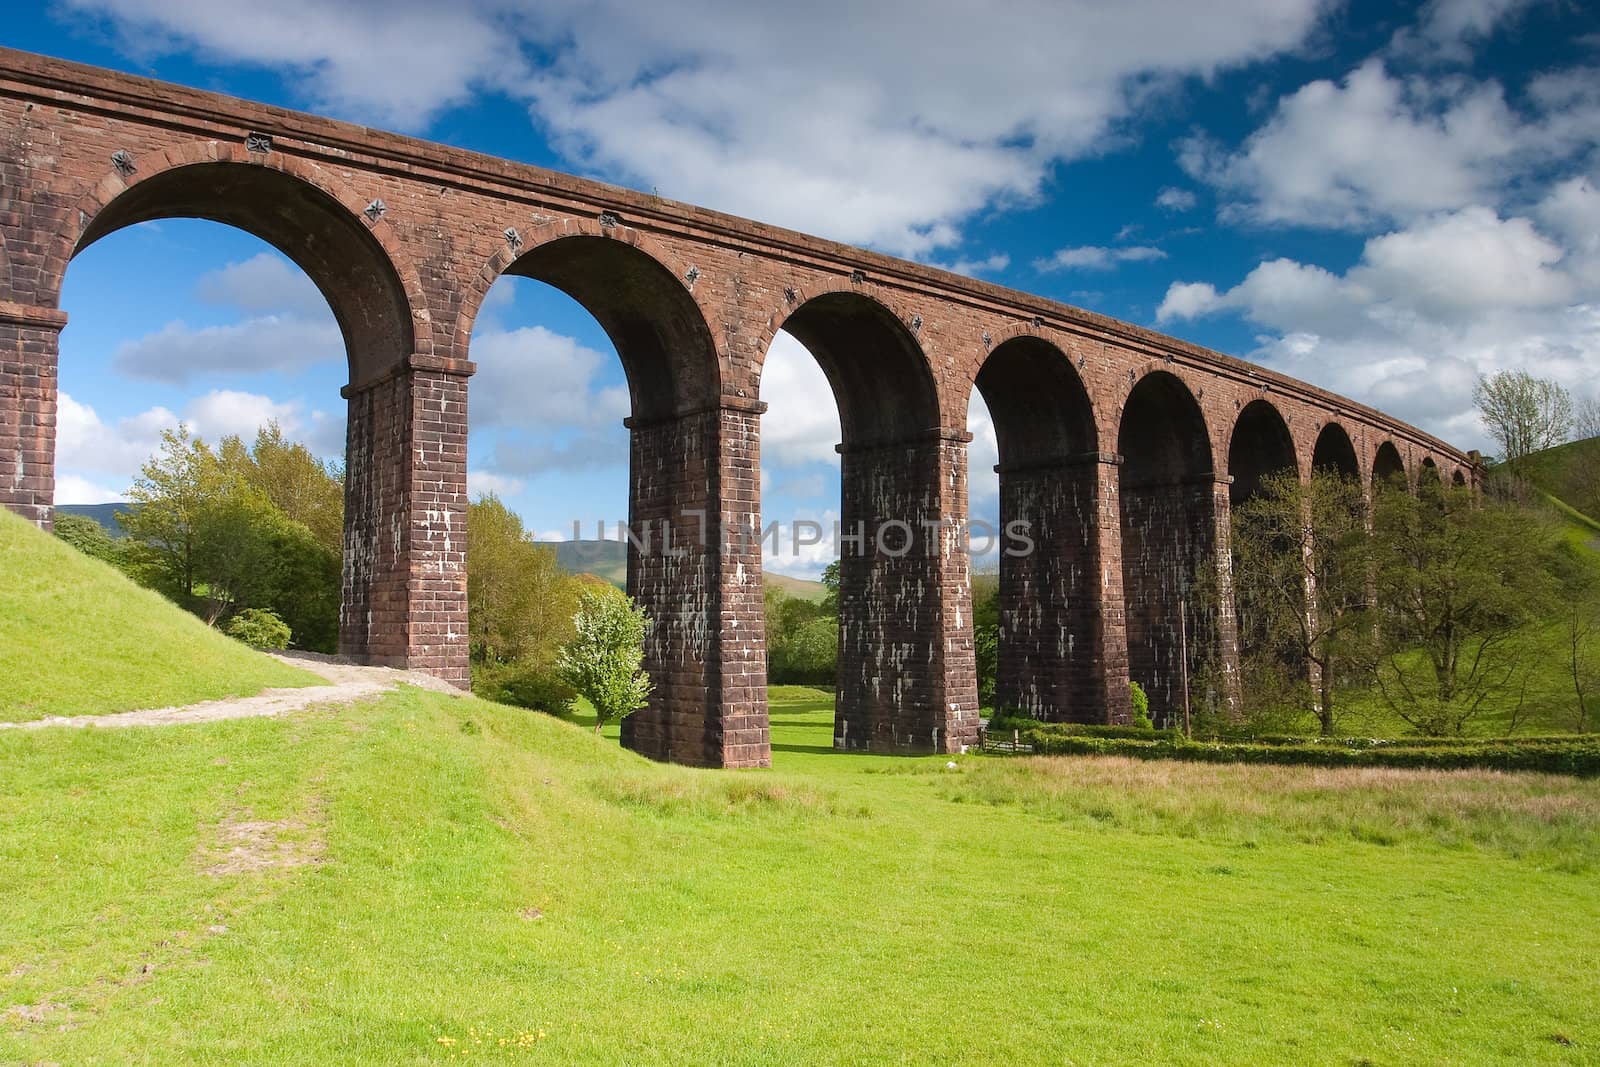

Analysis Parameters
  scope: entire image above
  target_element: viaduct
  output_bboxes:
[0,49,1477,768]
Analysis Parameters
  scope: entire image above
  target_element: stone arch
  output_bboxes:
[1228,398,1298,507]
[1419,456,1443,501]
[761,284,941,446]
[50,145,425,384]
[971,335,1109,721]
[1372,440,1407,490]
[460,220,722,417]
[1452,468,1468,487]
[759,286,960,751]
[1117,369,1219,721]
[1312,422,1361,480]
[461,226,731,765]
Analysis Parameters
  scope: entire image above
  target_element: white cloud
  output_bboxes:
[966,390,999,518]
[195,252,331,318]
[61,0,524,129]
[1155,204,1600,451]
[54,474,132,506]
[1183,59,1600,228]
[1035,245,1166,272]
[111,315,344,383]
[1393,0,1544,62]
[1155,186,1198,211]
[469,325,629,430]
[758,331,842,468]
[66,0,1330,256]
[467,469,527,498]
[930,253,1012,278]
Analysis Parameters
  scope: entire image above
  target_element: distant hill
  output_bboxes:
[552,539,628,588]
[552,538,829,599]
[56,501,133,537]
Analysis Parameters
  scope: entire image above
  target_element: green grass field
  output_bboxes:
[3,684,1598,1064]
[0,508,321,722]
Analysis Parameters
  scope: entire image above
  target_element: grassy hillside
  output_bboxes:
[0,507,321,722]
[764,571,827,601]
[2,685,1596,1063]
[1511,435,1600,526]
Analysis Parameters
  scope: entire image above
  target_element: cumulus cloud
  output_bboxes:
[469,324,630,430]
[60,0,523,129]
[110,316,344,383]
[758,331,842,468]
[1155,186,1198,211]
[64,0,1331,256]
[54,474,133,506]
[53,388,344,507]
[1036,245,1167,272]
[1182,59,1600,228]
[467,468,527,498]
[1156,204,1600,450]
[195,252,331,318]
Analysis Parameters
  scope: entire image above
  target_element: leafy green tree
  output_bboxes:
[970,572,1000,707]
[241,422,344,555]
[1232,470,1374,735]
[225,607,292,650]
[53,513,125,569]
[467,496,578,665]
[120,427,286,625]
[1368,484,1559,735]
[117,426,341,648]
[557,586,653,734]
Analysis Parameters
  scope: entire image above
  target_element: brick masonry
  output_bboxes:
[0,49,1480,767]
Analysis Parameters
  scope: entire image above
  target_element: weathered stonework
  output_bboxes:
[0,48,1479,767]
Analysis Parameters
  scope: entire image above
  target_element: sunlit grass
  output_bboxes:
[0,508,321,721]
[3,684,1598,1063]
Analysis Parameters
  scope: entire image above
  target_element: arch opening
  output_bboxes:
[72,162,414,385]
[972,336,1102,721]
[1313,423,1361,480]
[1373,441,1407,491]
[759,291,948,751]
[55,221,357,654]
[1117,371,1217,724]
[466,235,731,764]
[1228,399,1298,508]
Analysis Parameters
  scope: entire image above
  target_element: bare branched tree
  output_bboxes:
[1473,371,1573,461]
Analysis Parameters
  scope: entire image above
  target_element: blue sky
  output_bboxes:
[10,0,1599,576]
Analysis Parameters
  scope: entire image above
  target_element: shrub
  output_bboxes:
[472,659,575,716]
[224,607,291,650]
[998,720,1600,777]
[1129,681,1152,729]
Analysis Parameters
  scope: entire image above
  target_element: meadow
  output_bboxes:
[3,683,1597,1064]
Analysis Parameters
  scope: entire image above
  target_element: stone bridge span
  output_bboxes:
[0,49,1476,767]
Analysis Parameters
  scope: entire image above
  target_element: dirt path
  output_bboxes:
[0,652,463,732]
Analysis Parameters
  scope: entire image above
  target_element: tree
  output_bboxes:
[242,422,344,555]
[1473,370,1573,461]
[1552,541,1600,733]
[117,425,341,647]
[53,513,125,569]
[557,586,653,734]
[971,572,1000,707]
[1231,470,1374,735]
[466,495,580,710]
[1575,396,1600,442]
[1367,485,1559,735]
[120,427,287,624]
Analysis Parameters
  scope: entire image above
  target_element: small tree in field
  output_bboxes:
[557,587,653,734]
